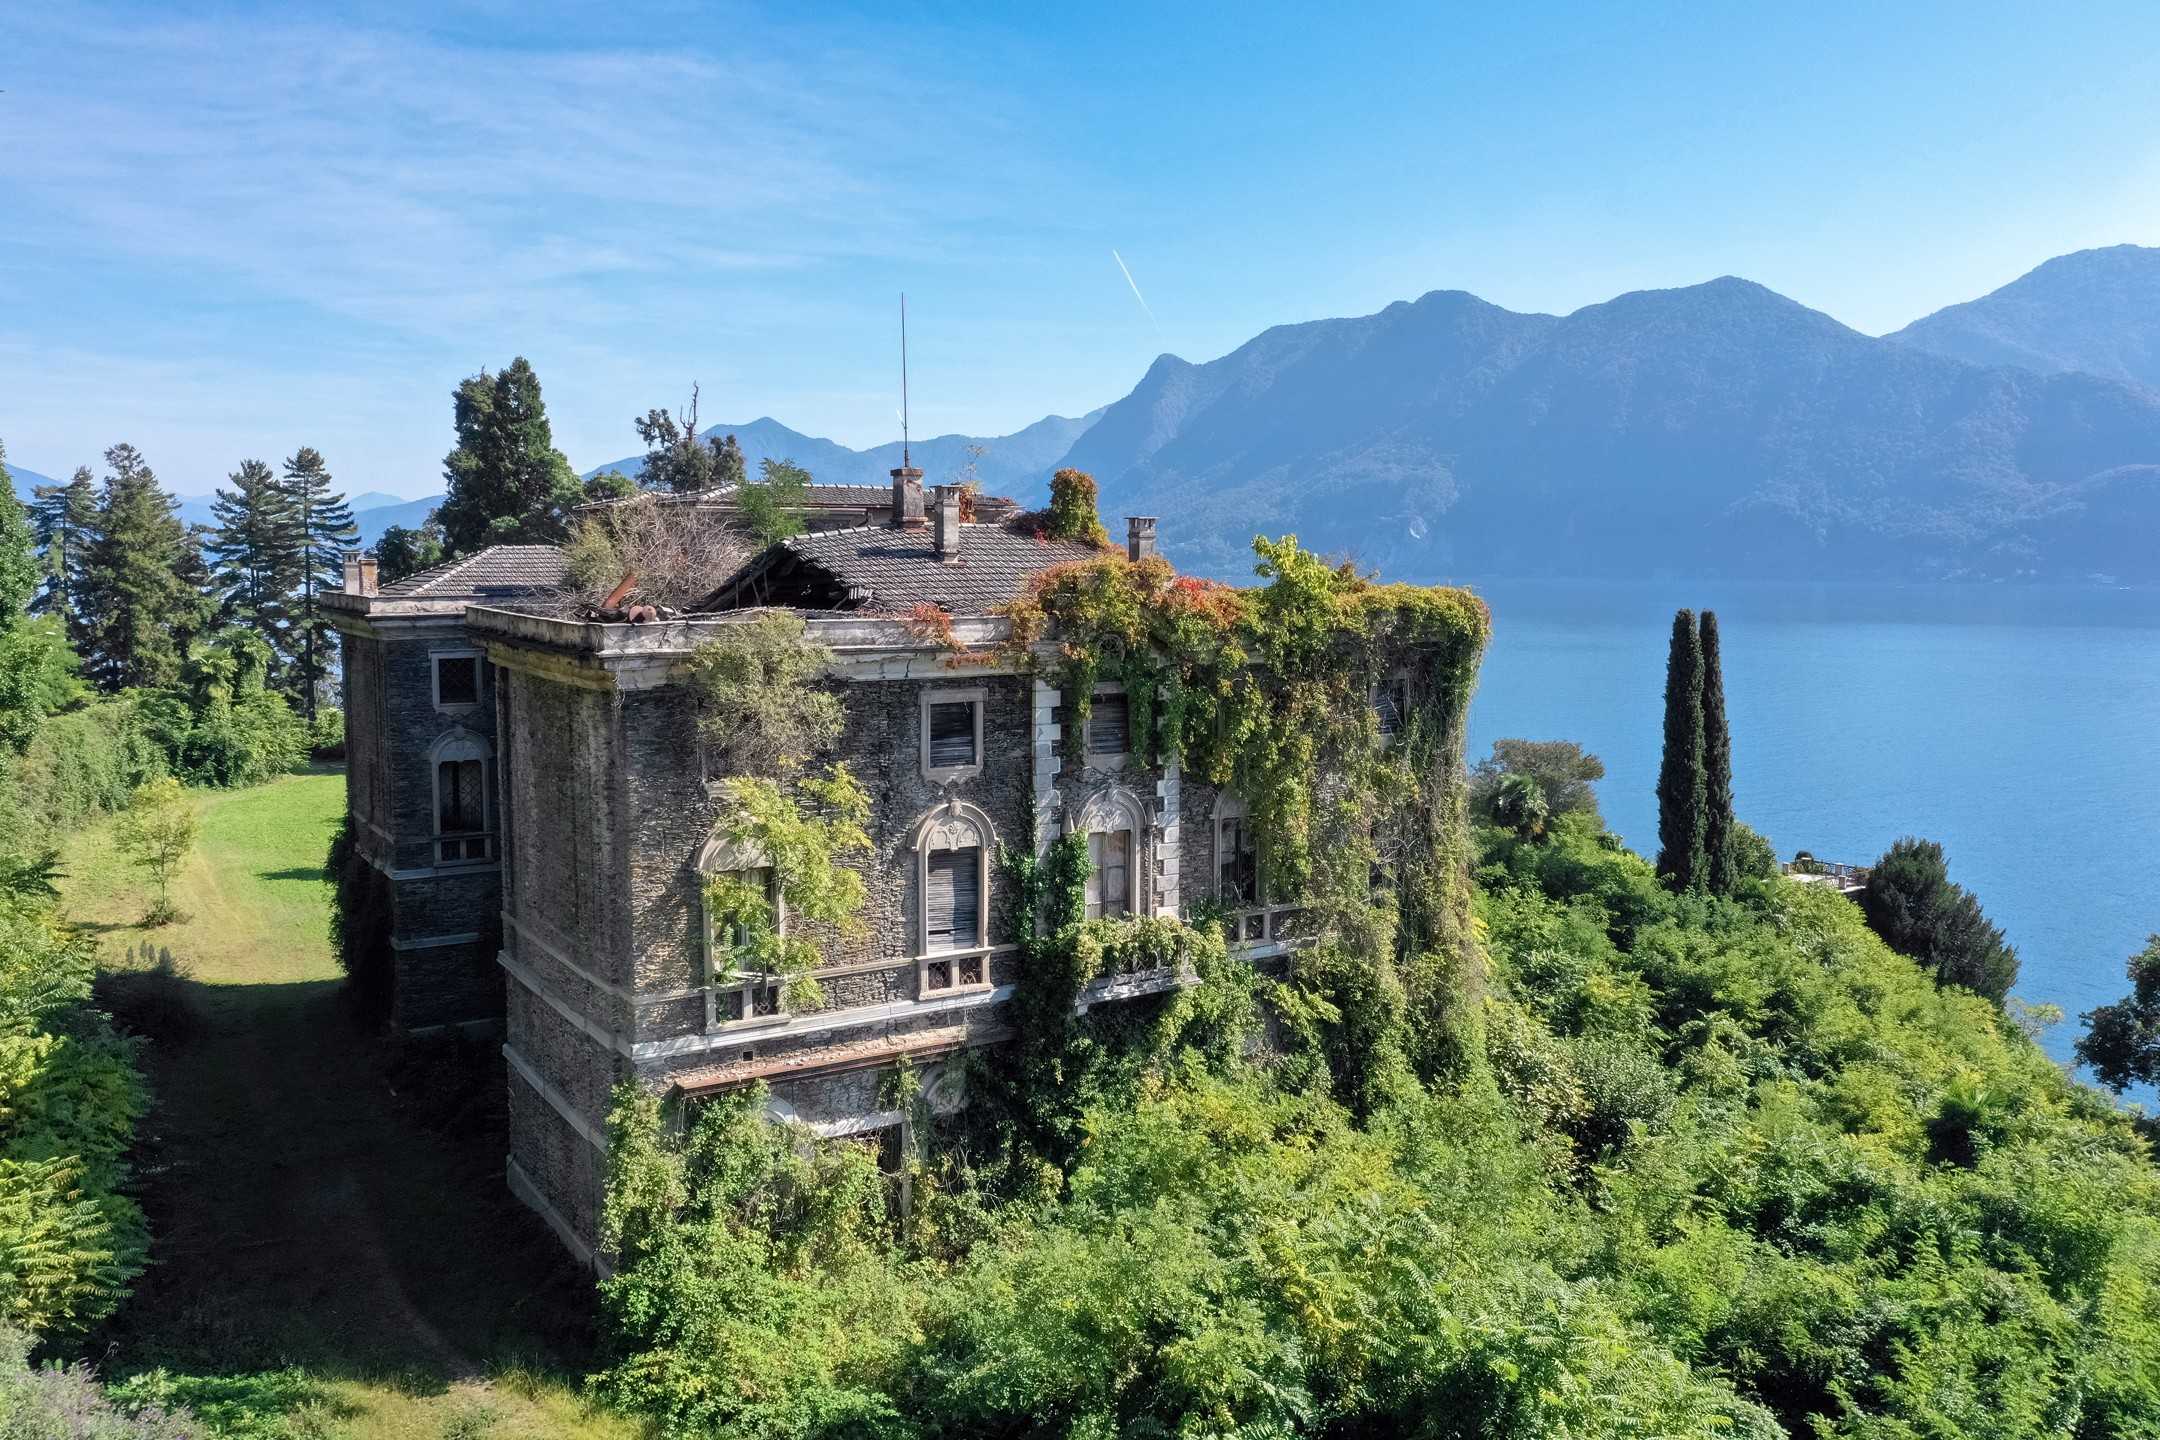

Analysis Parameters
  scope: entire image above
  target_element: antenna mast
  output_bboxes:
[900,293,911,466]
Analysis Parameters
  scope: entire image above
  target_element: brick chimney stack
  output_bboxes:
[341,550,379,596]
[932,484,963,562]
[1126,516,1159,563]
[891,464,926,529]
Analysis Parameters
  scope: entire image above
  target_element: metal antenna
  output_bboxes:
[900,293,911,467]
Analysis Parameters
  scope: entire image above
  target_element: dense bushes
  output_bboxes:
[0,1327,197,1437]
[1862,835,2021,1004]
[325,815,393,1024]
[0,698,167,847]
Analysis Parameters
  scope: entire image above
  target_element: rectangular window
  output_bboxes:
[925,846,982,951]
[435,655,480,707]
[436,758,491,862]
[1087,694,1129,756]
[1218,816,1257,906]
[1375,678,1407,738]
[1085,830,1132,919]
[927,701,978,769]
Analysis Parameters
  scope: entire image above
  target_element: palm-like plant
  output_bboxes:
[1493,771,1550,842]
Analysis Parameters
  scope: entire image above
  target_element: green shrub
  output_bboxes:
[0,1327,197,1438]
[0,699,166,845]
[325,815,392,1024]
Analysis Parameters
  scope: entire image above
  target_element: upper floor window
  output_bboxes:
[431,731,495,864]
[920,687,985,783]
[1216,795,1258,908]
[434,652,482,709]
[913,800,997,995]
[698,852,787,1030]
[1085,829,1133,919]
[1086,691,1130,758]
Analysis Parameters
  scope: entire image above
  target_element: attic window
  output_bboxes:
[920,689,985,782]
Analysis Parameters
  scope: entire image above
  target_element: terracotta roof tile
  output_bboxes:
[376,544,568,600]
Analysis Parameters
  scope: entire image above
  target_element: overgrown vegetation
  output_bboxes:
[2080,934,2160,1099]
[1862,834,2021,1005]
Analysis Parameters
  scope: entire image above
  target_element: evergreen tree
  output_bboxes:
[375,521,446,585]
[435,357,584,554]
[279,447,357,721]
[1654,608,1707,890]
[28,465,96,633]
[635,384,729,494]
[714,433,748,490]
[1699,609,1737,895]
[0,440,80,753]
[1861,836,2020,1005]
[77,444,196,692]
[204,458,303,662]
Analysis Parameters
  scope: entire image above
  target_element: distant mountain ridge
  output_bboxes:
[1889,245,2160,391]
[581,410,1107,497]
[1060,275,2160,582]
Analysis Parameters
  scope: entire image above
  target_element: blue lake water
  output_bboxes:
[1455,580,2160,1088]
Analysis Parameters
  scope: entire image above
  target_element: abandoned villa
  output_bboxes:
[327,464,1478,1265]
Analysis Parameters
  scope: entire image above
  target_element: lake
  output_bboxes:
[1459,579,2160,1090]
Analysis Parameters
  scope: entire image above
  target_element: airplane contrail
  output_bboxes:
[1111,249,1160,331]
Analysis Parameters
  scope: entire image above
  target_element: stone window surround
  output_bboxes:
[693,832,791,1033]
[1067,785,1150,919]
[429,727,496,866]
[431,647,486,712]
[918,685,987,784]
[910,798,997,997]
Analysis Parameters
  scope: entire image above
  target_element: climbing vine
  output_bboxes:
[1000,533,1491,1093]
[704,767,871,1009]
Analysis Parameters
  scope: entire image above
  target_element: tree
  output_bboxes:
[1491,771,1551,841]
[1654,609,1707,890]
[115,776,199,925]
[434,357,584,554]
[27,465,96,632]
[0,442,83,757]
[375,521,446,585]
[203,459,303,664]
[583,470,638,504]
[1699,609,1737,895]
[1861,836,2020,1005]
[1471,739,1605,824]
[713,433,747,490]
[736,457,812,549]
[2077,935,2160,1093]
[635,384,731,494]
[1038,467,1111,547]
[278,447,357,721]
[77,445,197,692]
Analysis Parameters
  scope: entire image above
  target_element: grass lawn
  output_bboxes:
[63,770,642,1440]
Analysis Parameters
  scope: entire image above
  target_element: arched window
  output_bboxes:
[1070,788,1148,921]
[694,833,786,1030]
[430,729,495,864]
[912,800,997,995]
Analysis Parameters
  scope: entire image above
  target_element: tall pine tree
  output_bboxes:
[78,444,197,692]
[435,357,584,555]
[1655,608,1708,891]
[205,458,304,665]
[28,465,97,635]
[1699,608,1738,895]
[0,439,81,754]
[279,447,357,721]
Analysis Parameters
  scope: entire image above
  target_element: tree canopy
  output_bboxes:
[434,357,584,554]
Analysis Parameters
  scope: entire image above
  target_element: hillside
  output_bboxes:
[1063,278,2160,581]
[581,408,1105,497]
[1890,244,2160,391]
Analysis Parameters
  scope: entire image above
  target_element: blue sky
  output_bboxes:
[3,1,2158,499]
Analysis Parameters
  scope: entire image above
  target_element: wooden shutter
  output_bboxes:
[1084,834,1105,919]
[1101,830,1131,917]
[928,701,976,768]
[1088,695,1130,755]
[926,846,981,950]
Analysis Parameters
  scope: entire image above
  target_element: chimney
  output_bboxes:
[891,464,926,529]
[1126,516,1159,563]
[932,484,963,562]
[341,549,379,596]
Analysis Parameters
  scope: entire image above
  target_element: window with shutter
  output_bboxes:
[925,846,981,950]
[928,701,977,769]
[1086,829,1132,919]
[1087,694,1130,755]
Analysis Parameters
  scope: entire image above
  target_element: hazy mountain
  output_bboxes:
[1064,277,2160,582]
[1888,245,2160,391]
[0,463,61,498]
[582,410,1106,496]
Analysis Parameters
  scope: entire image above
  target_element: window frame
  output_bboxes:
[1069,786,1149,922]
[918,686,986,784]
[1083,684,1133,764]
[695,837,791,1033]
[1373,672,1412,743]
[431,649,485,712]
[912,799,997,998]
[429,728,496,866]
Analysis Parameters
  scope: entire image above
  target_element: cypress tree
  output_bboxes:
[1655,608,1707,890]
[435,357,584,554]
[1700,608,1737,895]
[205,458,304,663]
[77,444,197,691]
[28,465,97,635]
[279,446,358,722]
